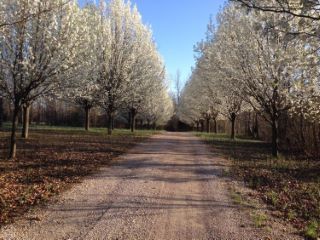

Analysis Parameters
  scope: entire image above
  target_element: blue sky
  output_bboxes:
[79,0,226,89]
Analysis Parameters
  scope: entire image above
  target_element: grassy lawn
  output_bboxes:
[197,132,320,239]
[0,124,157,226]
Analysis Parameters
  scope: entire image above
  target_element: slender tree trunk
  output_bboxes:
[300,113,305,145]
[85,107,90,131]
[312,123,318,156]
[21,104,30,139]
[247,112,251,136]
[201,121,204,132]
[130,108,136,133]
[128,111,131,130]
[253,113,259,139]
[9,105,20,159]
[196,122,199,132]
[271,118,279,158]
[206,118,210,133]
[213,119,217,134]
[0,97,3,129]
[107,112,113,135]
[230,113,236,140]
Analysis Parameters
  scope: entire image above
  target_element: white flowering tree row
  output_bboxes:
[0,0,173,159]
[179,2,320,157]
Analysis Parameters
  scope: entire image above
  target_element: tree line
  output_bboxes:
[179,0,320,158]
[0,0,174,159]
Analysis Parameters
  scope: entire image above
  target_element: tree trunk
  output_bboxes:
[130,108,136,133]
[213,119,217,134]
[299,113,305,145]
[21,104,30,139]
[271,118,279,158]
[9,105,20,159]
[206,118,210,133]
[107,112,113,135]
[0,97,3,129]
[254,113,259,139]
[247,112,252,137]
[85,107,90,131]
[128,111,132,130]
[196,122,199,132]
[230,113,236,140]
[312,123,318,156]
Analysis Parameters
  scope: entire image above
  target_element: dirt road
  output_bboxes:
[0,133,301,240]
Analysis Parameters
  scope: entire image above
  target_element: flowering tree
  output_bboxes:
[141,83,174,129]
[95,0,168,134]
[233,0,320,22]
[122,6,166,132]
[95,0,137,135]
[180,2,319,157]
[0,0,83,158]
[65,4,102,131]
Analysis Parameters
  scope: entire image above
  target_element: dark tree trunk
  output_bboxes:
[0,97,3,129]
[107,112,113,135]
[230,113,236,140]
[128,111,131,130]
[130,108,136,132]
[9,104,20,159]
[312,123,318,156]
[196,122,199,132]
[213,119,217,134]
[206,118,210,133]
[247,112,252,136]
[22,104,31,139]
[253,113,259,139]
[85,107,91,131]
[200,121,204,132]
[271,118,279,158]
[300,113,305,144]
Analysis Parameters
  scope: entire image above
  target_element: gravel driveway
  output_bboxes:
[0,132,302,240]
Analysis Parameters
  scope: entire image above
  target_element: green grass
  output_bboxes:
[195,132,262,143]
[252,212,268,228]
[1,122,158,137]
[305,220,319,240]
[230,191,243,205]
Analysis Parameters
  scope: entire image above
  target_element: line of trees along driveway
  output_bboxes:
[0,0,173,159]
[179,1,320,158]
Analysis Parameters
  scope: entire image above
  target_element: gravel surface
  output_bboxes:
[0,132,302,240]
